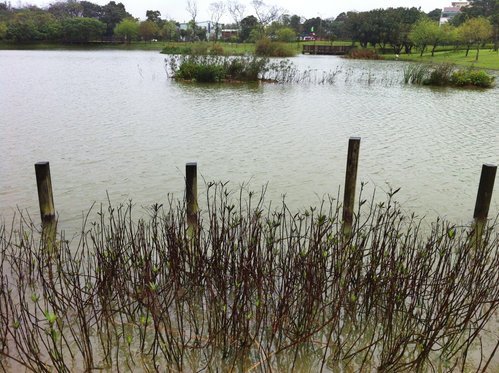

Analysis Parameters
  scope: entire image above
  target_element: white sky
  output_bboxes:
[17,0,446,22]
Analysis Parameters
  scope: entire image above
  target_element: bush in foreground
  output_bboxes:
[1,184,498,371]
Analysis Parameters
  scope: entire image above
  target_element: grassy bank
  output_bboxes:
[1,185,498,371]
[2,40,497,70]
[385,48,499,71]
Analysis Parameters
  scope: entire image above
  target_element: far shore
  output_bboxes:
[1,41,498,71]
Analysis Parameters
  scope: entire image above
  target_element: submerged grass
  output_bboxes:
[1,184,498,371]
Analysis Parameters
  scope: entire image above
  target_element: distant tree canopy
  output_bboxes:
[342,7,424,52]
[61,17,105,42]
[239,15,258,42]
[426,8,442,22]
[6,10,61,42]
[113,18,138,42]
[454,0,498,49]
[457,17,493,59]
[0,0,495,51]
[139,20,159,41]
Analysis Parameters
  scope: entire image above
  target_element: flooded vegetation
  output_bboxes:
[1,185,498,371]
[403,63,495,88]
[164,55,342,84]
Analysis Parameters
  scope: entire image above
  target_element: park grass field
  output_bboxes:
[392,48,499,71]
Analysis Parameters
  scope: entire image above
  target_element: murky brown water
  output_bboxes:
[0,50,498,231]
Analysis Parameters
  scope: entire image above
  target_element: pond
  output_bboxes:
[0,50,498,230]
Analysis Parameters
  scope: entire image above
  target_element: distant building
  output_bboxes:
[439,1,470,25]
[221,29,238,41]
[178,21,217,40]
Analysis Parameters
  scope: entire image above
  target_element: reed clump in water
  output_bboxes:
[164,55,341,84]
[403,63,495,88]
[1,184,498,371]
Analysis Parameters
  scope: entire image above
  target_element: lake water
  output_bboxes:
[0,50,498,230]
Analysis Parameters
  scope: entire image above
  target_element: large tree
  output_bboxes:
[100,1,132,37]
[6,10,61,41]
[458,17,493,60]
[0,21,7,39]
[239,14,258,42]
[226,0,245,28]
[146,10,161,24]
[410,18,446,56]
[461,0,499,50]
[61,17,105,42]
[48,0,83,19]
[80,1,102,18]
[384,7,423,54]
[251,0,281,37]
[426,8,442,22]
[209,1,225,40]
[114,17,138,43]
[139,20,159,42]
[186,0,198,22]
[160,20,179,41]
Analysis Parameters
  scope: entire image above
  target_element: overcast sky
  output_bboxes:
[18,0,446,22]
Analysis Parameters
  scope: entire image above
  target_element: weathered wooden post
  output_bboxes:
[35,162,55,223]
[186,162,198,234]
[35,162,57,252]
[342,137,361,240]
[472,164,497,244]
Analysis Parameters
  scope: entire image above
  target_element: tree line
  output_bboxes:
[0,0,496,55]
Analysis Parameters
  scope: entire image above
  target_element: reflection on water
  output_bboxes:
[0,50,498,231]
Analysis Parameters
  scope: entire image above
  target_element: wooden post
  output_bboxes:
[342,137,361,240]
[35,162,55,223]
[472,164,497,243]
[186,162,198,233]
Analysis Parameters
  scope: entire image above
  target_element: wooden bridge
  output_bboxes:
[302,45,355,55]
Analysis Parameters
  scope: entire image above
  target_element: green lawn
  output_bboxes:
[386,49,499,71]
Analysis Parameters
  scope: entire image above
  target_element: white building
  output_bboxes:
[439,1,470,25]
[178,21,217,40]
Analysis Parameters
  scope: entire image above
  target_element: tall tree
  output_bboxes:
[426,8,442,22]
[458,17,493,59]
[461,0,498,50]
[146,10,161,24]
[139,20,159,41]
[239,14,258,42]
[48,0,83,19]
[80,1,102,18]
[100,1,132,37]
[6,10,61,41]
[114,17,138,43]
[61,17,105,42]
[226,0,245,28]
[288,14,302,35]
[209,1,225,40]
[160,20,178,41]
[410,18,445,56]
[186,0,198,22]
[252,0,281,36]
[384,7,424,54]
